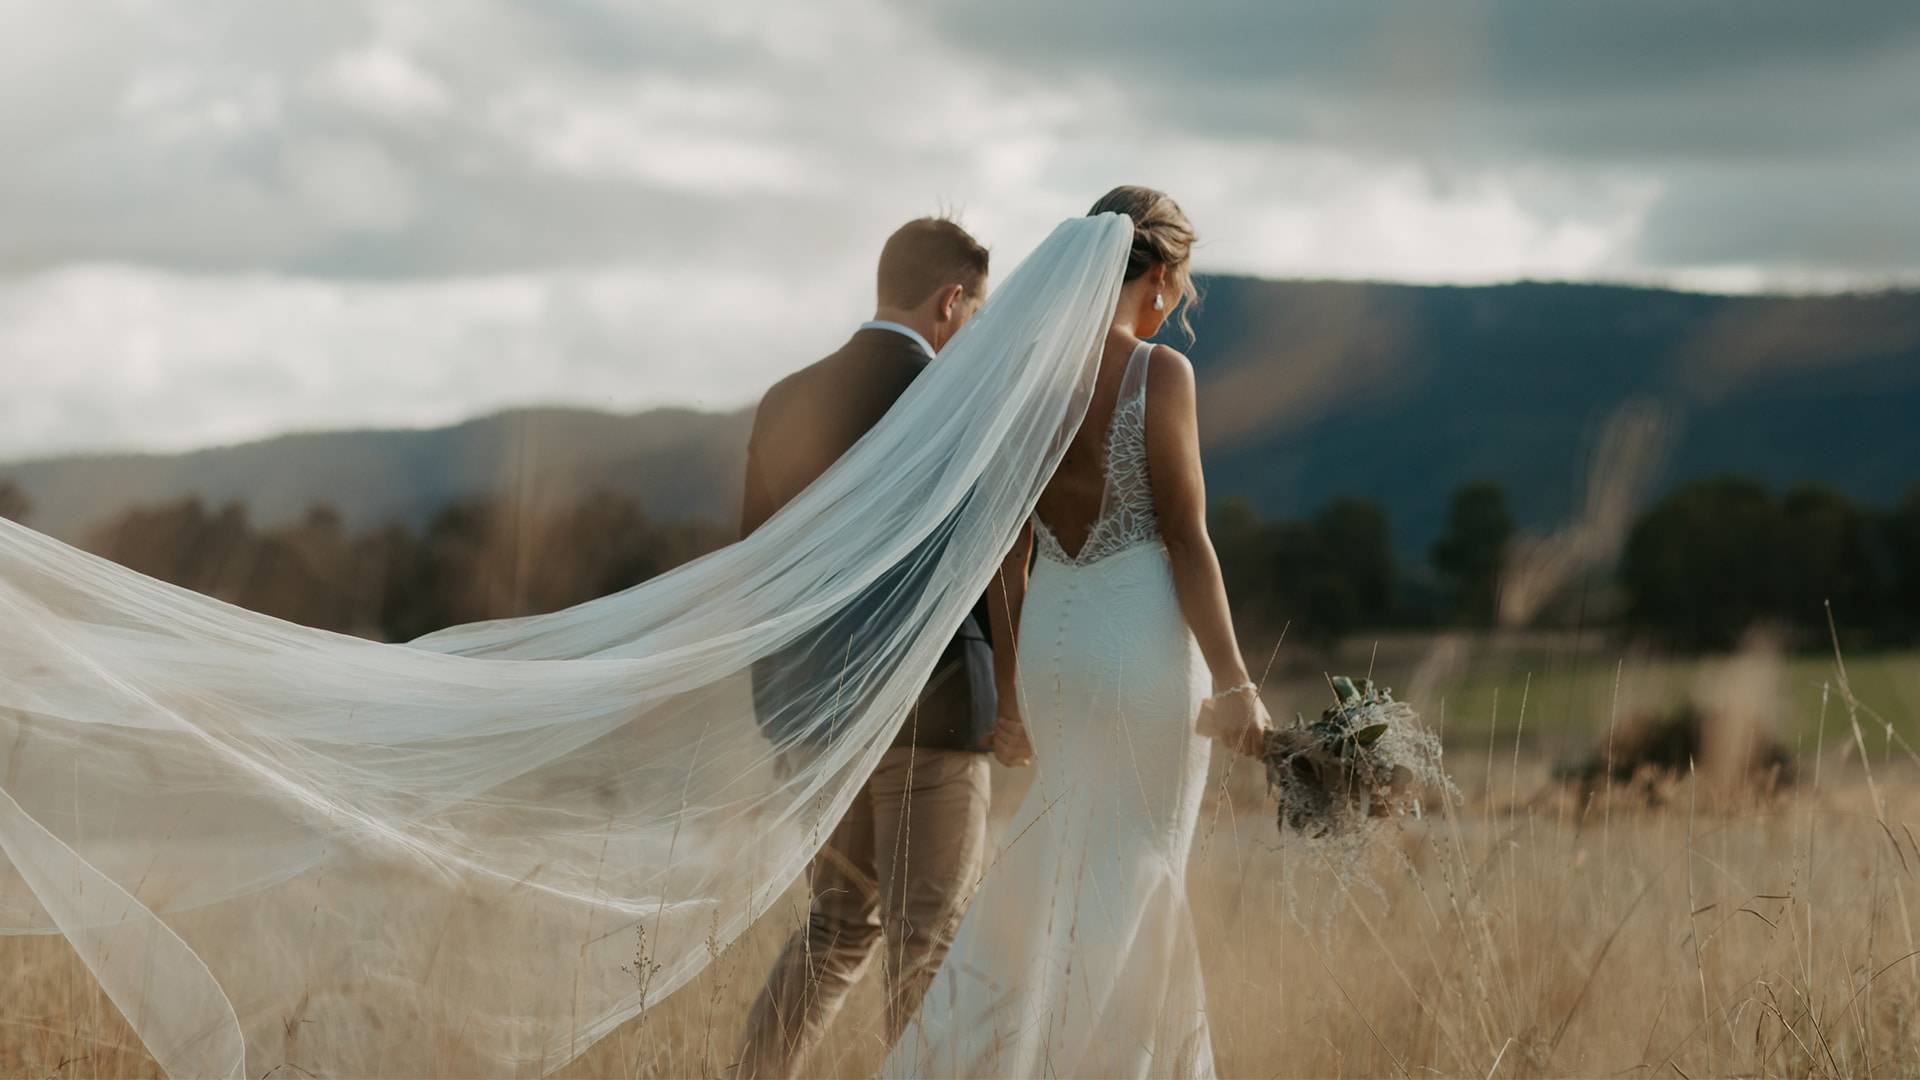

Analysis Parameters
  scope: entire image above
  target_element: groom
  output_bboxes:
[734,216,1002,1078]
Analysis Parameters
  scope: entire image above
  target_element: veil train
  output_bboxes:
[0,214,1134,1076]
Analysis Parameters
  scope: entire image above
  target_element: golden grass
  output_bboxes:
[6,751,1919,1079]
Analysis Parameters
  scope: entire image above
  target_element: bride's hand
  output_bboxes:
[989,714,1034,768]
[1198,687,1270,759]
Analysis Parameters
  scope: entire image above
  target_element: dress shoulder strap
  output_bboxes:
[1118,340,1154,407]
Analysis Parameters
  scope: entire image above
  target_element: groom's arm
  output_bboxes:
[739,387,801,539]
[984,522,1032,755]
[986,524,1031,705]
[739,421,779,540]
[984,525,1035,765]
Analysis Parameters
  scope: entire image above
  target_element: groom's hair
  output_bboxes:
[876,217,989,308]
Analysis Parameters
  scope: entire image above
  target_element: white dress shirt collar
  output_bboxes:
[859,319,935,359]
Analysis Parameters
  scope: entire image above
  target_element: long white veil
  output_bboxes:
[0,214,1134,1077]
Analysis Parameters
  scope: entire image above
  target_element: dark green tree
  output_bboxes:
[1622,476,1784,649]
[74,490,730,643]
[1210,497,1281,630]
[374,492,729,641]
[1778,484,1881,635]
[1210,497,1397,646]
[1430,482,1512,626]
[1885,485,1920,636]
[1271,519,1352,647]
[1314,498,1394,616]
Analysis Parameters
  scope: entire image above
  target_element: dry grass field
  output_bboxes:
[558,765,1920,1079]
[6,647,1920,1079]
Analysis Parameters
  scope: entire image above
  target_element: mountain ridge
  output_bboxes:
[6,275,1917,551]
[4,405,755,542]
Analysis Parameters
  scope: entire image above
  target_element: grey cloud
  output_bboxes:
[921,0,1920,277]
[0,0,821,277]
[2,0,1917,286]
[520,0,759,75]
[923,1,1920,155]
[1635,152,1920,274]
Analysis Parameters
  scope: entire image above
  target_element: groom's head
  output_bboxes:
[873,217,989,353]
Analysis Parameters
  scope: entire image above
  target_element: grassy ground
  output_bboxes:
[6,641,1920,1077]
[561,761,1920,1079]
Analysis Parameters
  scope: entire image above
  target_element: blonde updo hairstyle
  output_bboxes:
[1087,185,1199,339]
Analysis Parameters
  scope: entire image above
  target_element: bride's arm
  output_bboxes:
[1143,346,1269,756]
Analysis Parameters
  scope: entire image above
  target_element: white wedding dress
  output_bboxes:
[886,342,1216,1078]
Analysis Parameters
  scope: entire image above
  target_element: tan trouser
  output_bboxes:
[736,745,989,1079]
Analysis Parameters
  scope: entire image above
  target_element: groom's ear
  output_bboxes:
[935,282,966,322]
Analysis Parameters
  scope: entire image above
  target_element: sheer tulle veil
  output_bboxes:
[0,213,1134,1076]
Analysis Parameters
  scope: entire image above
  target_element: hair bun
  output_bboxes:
[1087,185,1200,338]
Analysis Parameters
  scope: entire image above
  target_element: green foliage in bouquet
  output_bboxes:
[1263,675,1454,841]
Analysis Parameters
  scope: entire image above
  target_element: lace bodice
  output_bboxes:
[1034,343,1161,566]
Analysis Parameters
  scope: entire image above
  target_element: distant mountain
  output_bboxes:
[5,278,1917,551]
[1187,278,1920,550]
[3,406,753,541]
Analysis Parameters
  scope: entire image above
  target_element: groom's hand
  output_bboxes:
[989,715,1034,768]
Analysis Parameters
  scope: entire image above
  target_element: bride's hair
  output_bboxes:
[1088,185,1198,338]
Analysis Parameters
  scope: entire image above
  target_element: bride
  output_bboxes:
[886,186,1269,1078]
[0,188,1265,1079]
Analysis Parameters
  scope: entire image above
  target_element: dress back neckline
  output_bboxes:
[1033,341,1159,566]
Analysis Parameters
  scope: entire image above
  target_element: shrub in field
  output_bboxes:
[1552,701,1796,803]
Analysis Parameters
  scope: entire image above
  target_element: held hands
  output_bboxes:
[988,712,1035,768]
[1197,683,1271,759]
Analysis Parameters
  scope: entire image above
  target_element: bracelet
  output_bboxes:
[1207,681,1256,703]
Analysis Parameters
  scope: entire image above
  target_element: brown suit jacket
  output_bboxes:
[741,326,995,752]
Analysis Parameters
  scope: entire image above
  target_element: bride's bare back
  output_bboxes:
[1033,330,1151,559]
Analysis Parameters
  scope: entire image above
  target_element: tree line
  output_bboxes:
[1211,477,1920,651]
[3,475,1916,652]
[0,482,730,642]
[1622,477,1920,650]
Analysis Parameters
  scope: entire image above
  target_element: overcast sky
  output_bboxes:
[2,0,1916,460]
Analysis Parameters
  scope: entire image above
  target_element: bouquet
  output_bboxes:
[1260,676,1452,840]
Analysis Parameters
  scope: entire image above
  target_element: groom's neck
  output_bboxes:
[870,305,938,348]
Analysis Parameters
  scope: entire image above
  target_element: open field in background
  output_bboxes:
[5,639,1920,1078]
[1258,633,1920,751]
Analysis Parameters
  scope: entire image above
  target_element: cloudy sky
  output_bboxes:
[2,0,1916,460]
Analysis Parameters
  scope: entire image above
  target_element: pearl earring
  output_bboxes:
[1153,294,1166,312]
